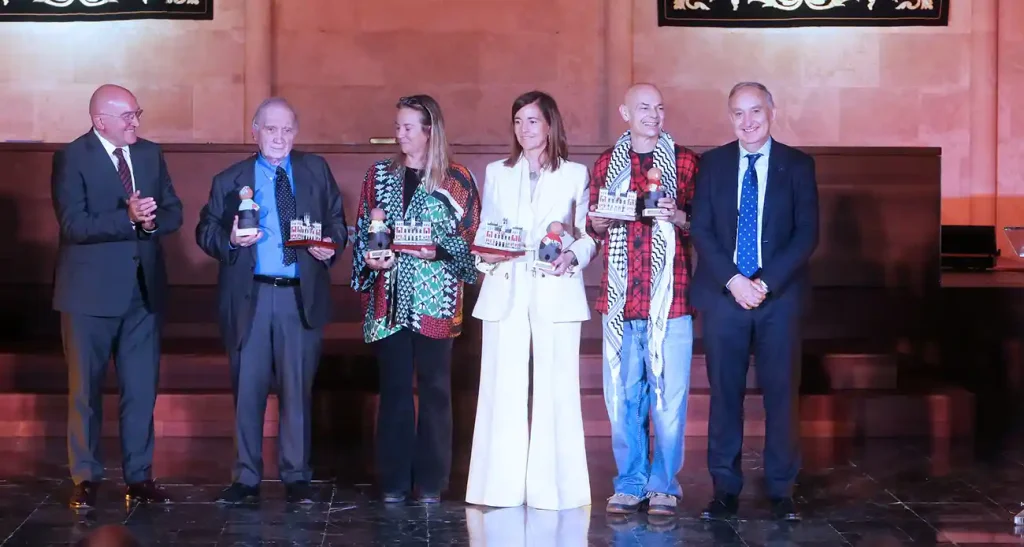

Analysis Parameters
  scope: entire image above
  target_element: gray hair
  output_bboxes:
[728,82,775,108]
[251,97,299,129]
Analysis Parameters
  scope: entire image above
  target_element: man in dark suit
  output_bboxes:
[51,84,183,509]
[195,97,347,504]
[690,82,819,522]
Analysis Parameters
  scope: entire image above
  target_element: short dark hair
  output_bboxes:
[504,91,569,170]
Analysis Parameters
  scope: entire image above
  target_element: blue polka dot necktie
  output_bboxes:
[274,166,298,266]
[737,153,762,277]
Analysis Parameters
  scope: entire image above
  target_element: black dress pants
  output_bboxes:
[373,328,454,495]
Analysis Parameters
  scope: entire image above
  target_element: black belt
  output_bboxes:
[254,275,299,287]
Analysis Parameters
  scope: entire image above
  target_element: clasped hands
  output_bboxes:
[364,247,435,271]
[127,191,157,231]
[228,215,335,262]
[730,275,768,310]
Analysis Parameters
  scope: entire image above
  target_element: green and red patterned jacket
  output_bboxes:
[351,159,481,343]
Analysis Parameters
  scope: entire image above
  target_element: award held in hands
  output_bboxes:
[393,220,434,252]
[285,214,338,249]
[236,186,260,237]
[471,218,527,258]
[642,167,666,217]
[589,187,638,222]
[534,221,564,272]
[366,208,393,260]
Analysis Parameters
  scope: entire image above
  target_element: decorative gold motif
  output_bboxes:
[673,0,712,9]
[673,0,933,11]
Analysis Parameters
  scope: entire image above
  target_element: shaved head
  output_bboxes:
[619,82,665,149]
[89,84,141,147]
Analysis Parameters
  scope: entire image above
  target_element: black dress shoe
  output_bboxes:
[770,497,801,521]
[70,481,98,509]
[700,493,739,520]
[214,483,260,504]
[126,480,171,504]
[417,492,441,504]
[285,481,314,504]
[382,492,406,503]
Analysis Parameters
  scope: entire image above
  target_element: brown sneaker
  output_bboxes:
[605,493,645,514]
[647,493,678,517]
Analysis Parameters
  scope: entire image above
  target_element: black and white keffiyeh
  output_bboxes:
[603,130,677,419]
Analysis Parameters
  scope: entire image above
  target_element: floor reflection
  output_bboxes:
[0,436,1022,545]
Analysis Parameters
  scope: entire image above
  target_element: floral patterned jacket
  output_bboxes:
[351,159,481,343]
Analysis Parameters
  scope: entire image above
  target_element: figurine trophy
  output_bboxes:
[588,185,638,222]
[236,186,260,237]
[284,213,338,249]
[392,219,435,253]
[366,208,393,260]
[534,221,565,272]
[641,166,666,218]
[470,217,527,258]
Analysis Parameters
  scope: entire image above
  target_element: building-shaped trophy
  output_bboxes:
[471,217,527,257]
[236,186,260,237]
[534,221,565,272]
[366,208,393,260]
[393,220,435,252]
[285,213,337,249]
[642,166,666,217]
[589,187,638,222]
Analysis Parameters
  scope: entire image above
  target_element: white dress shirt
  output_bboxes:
[93,129,137,192]
[727,138,772,290]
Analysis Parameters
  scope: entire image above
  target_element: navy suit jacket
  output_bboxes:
[690,139,819,311]
[51,131,183,317]
[194,151,348,350]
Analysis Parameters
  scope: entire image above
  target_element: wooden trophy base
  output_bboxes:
[367,249,394,260]
[285,239,339,249]
[642,208,664,217]
[470,244,526,258]
[589,210,637,222]
[235,227,259,237]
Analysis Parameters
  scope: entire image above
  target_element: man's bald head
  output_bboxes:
[89,84,141,148]
[619,82,665,141]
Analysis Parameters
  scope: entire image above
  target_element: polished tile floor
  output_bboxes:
[1,436,1024,545]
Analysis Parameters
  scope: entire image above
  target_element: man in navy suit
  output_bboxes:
[51,84,183,509]
[690,82,819,522]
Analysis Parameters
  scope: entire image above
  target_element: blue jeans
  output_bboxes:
[601,314,693,498]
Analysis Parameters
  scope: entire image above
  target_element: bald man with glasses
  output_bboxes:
[51,83,183,509]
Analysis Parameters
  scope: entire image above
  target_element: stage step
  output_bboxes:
[0,345,903,393]
[0,388,973,439]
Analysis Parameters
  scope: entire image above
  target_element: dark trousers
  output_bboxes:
[373,328,453,495]
[704,295,802,498]
[230,283,322,486]
[63,274,159,485]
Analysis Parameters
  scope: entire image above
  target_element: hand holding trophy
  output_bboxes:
[231,186,262,247]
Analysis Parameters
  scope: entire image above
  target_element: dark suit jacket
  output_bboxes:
[690,139,819,311]
[51,131,184,317]
[194,151,348,350]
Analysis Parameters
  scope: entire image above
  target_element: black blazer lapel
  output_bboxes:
[85,131,128,199]
[290,152,316,219]
[762,141,788,239]
[724,141,740,245]
[129,142,155,198]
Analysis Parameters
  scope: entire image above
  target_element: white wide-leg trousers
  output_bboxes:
[465,291,591,510]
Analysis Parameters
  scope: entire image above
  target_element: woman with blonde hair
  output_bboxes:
[465,90,595,510]
[351,94,481,504]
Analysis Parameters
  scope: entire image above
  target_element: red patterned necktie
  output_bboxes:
[112,147,133,195]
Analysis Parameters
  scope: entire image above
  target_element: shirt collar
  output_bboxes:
[93,129,127,157]
[257,152,291,172]
[740,137,772,159]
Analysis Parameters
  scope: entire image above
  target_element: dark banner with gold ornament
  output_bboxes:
[658,0,948,28]
[0,0,213,22]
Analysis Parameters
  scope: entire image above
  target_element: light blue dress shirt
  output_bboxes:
[253,153,298,278]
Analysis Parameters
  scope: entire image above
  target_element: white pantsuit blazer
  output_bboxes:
[471,156,596,324]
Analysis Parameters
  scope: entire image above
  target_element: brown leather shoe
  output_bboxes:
[70,481,98,509]
[125,480,171,504]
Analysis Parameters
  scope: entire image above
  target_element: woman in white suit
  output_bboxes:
[465,91,595,511]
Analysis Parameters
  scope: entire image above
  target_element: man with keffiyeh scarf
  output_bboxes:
[586,83,698,518]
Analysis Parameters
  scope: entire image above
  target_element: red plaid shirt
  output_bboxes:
[586,144,699,320]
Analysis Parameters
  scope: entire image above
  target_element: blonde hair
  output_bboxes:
[390,95,451,193]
